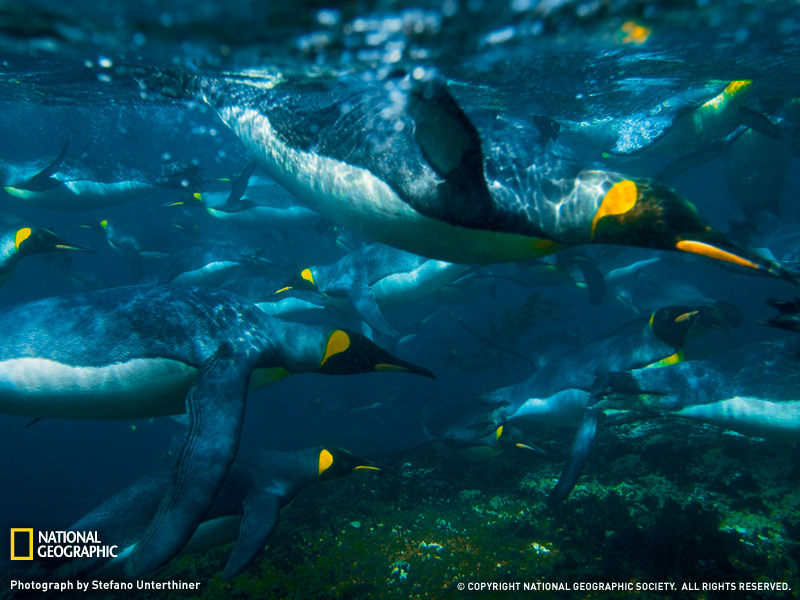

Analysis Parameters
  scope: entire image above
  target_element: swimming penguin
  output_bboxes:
[560,80,780,161]
[0,284,433,576]
[0,220,94,285]
[170,161,321,232]
[25,444,380,581]
[472,304,707,504]
[269,243,470,338]
[188,70,793,282]
[0,140,68,188]
[483,304,705,430]
[591,337,800,441]
[142,243,276,288]
[421,403,544,462]
[3,162,201,211]
[79,219,161,282]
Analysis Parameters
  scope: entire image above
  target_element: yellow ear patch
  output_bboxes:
[591,180,638,238]
[620,20,652,44]
[100,220,108,229]
[193,192,203,201]
[321,330,350,366]
[301,268,315,285]
[496,425,504,440]
[14,228,32,250]
[318,448,334,476]
[675,240,760,271]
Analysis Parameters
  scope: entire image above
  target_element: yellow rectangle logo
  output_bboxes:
[10,529,33,560]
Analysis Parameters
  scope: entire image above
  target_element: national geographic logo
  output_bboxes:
[9,529,117,560]
[10,529,33,560]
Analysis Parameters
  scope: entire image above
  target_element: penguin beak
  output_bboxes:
[675,236,798,285]
[355,457,398,475]
[673,309,700,323]
[373,361,436,379]
[270,285,293,295]
[53,243,95,253]
[611,178,798,285]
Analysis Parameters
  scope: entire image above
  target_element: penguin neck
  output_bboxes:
[637,321,682,366]
[268,321,327,374]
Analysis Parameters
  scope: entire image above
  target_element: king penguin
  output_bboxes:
[270,243,469,338]
[170,161,321,232]
[25,444,380,581]
[484,304,703,430]
[0,284,433,576]
[592,300,800,442]
[475,304,706,504]
[0,221,94,285]
[3,161,200,211]
[188,70,794,283]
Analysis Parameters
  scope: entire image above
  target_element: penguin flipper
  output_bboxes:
[405,77,497,227]
[547,409,601,505]
[226,160,258,208]
[127,343,250,576]
[734,106,784,140]
[571,257,605,304]
[20,140,69,192]
[348,286,399,339]
[221,493,281,580]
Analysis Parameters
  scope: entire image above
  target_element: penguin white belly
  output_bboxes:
[178,515,243,557]
[0,357,198,419]
[372,261,468,307]
[207,205,317,229]
[218,107,552,264]
[4,180,155,210]
[509,389,589,427]
[170,261,242,287]
[673,396,800,441]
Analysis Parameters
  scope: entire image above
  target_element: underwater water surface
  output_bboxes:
[1,1,800,598]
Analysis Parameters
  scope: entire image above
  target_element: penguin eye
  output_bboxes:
[318,448,334,476]
[15,228,32,250]
[320,330,350,367]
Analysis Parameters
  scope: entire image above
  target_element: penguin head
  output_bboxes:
[649,305,702,349]
[590,177,798,284]
[493,425,546,454]
[315,328,435,378]
[316,447,381,480]
[15,227,94,256]
[79,220,109,235]
[271,268,318,295]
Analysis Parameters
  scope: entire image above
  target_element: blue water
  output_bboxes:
[1,0,800,595]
